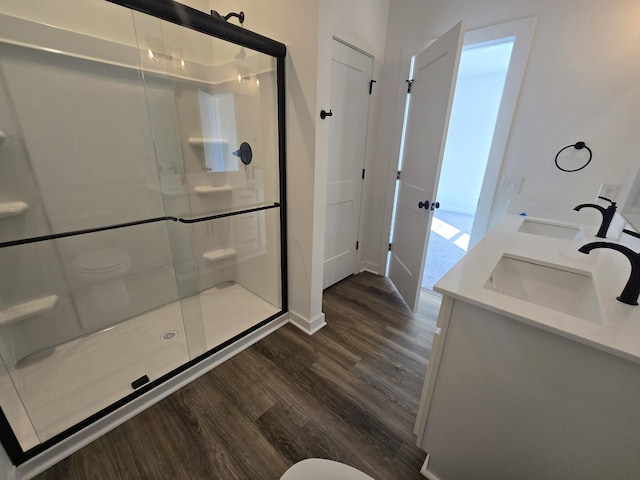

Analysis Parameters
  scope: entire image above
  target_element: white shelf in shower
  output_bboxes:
[0,295,58,327]
[194,185,232,195]
[202,248,237,262]
[0,201,29,218]
[188,137,228,148]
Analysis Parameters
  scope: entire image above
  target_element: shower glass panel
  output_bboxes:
[0,223,186,446]
[0,0,286,461]
[0,7,191,450]
[131,11,281,218]
[131,11,282,351]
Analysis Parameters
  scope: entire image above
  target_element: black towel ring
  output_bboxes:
[554,141,592,172]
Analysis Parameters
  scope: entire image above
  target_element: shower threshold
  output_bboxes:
[0,283,279,450]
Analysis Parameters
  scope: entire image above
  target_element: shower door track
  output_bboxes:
[0,202,281,249]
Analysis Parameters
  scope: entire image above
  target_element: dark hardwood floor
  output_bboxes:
[35,272,440,480]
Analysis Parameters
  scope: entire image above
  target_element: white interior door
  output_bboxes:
[323,40,373,289]
[389,22,464,311]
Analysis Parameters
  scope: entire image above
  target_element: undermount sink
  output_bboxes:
[518,218,585,242]
[485,255,603,324]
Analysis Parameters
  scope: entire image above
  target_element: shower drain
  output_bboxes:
[161,330,178,341]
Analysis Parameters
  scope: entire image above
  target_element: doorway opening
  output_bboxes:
[388,37,515,291]
[383,17,536,311]
[422,38,514,290]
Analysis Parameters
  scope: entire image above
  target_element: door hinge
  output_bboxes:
[406,79,414,94]
[362,168,366,179]
[356,241,359,250]
[396,171,401,180]
[369,79,377,95]
[388,243,392,251]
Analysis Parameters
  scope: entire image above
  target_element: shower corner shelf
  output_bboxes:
[188,137,228,148]
[194,185,232,195]
[202,248,237,262]
[0,295,58,327]
[0,201,29,218]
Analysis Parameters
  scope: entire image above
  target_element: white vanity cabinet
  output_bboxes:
[415,215,640,480]
[416,296,640,480]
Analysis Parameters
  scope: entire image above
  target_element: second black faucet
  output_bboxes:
[574,196,617,238]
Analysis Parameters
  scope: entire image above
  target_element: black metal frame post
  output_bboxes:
[277,56,288,312]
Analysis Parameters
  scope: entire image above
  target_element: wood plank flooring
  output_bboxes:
[35,272,440,480]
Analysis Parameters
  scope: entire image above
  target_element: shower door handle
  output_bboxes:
[418,200,430,210]
[430,202,440,211]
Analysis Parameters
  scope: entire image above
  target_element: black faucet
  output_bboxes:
[574,196,617,238]
[578,242,640,305]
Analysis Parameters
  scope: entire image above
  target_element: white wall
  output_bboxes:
[365,0,640,272]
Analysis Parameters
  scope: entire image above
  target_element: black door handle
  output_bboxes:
[320,109,333,119]
[430,201,440,210]
[418,200,430,210]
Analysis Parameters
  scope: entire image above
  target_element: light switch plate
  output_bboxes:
[500,175,524,195]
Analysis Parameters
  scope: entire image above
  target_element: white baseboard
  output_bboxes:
[288,310,326,335]
[360,261,381,276]
[14,314,288,480]
[360,267,382,276]
[420,454,443,480]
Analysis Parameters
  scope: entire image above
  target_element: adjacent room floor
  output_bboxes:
[34,272,440,480]
[422,210,473,291]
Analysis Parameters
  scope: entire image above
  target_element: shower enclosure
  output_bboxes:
[0,0,287,464]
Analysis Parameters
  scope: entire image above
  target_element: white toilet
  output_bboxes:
[72,247,131,312]
[280,459,375,480]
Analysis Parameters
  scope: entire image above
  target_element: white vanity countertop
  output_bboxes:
[434,214,640,364]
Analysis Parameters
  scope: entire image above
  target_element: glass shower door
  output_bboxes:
[0,6,193,449]
[131,11,284,352]
[0,0,286,461]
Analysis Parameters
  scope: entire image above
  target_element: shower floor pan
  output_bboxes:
[0,283,279,450]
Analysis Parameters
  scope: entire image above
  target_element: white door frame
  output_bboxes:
[468,17,537,246]
[379,17,537,272]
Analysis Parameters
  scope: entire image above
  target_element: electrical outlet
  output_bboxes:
[500,175,524,195]
[598,183,619,201]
